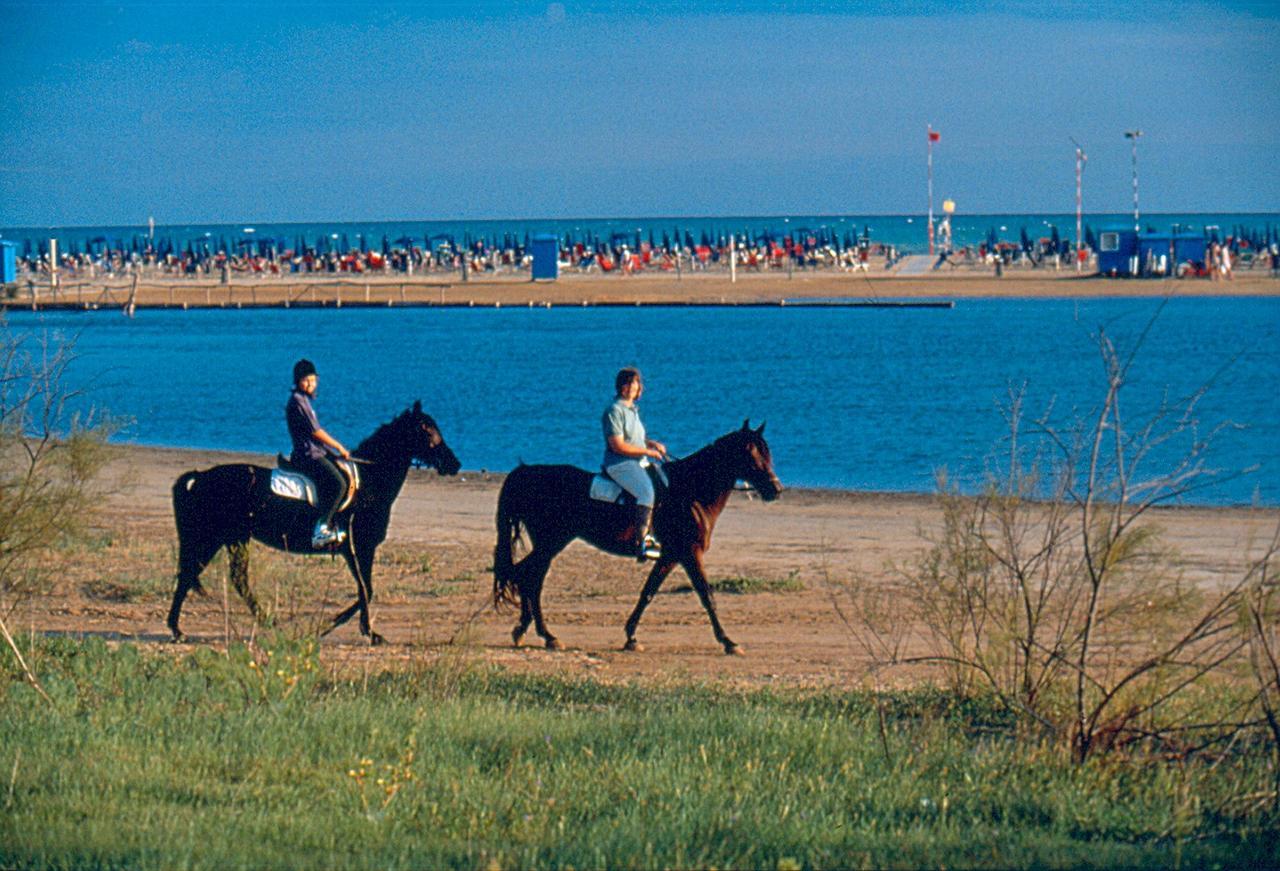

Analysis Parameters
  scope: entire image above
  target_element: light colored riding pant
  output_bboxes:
[604,459,654,507]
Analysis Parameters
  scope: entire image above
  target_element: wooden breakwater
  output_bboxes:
[2,279,955,311]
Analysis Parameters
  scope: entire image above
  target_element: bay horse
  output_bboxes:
[167,401,460,644]
[493,420,782,654]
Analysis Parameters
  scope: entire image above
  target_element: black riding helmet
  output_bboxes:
[293,358,317,385]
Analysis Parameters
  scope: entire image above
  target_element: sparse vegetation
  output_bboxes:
[0,323,116,697]
[670,571,804,595]
[841,323,1280,765]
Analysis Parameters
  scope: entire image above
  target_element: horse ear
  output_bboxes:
[756,421,766,436]
[413,400,422,414]
[741,418,750,431]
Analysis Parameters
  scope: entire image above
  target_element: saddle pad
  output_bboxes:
[270,469,317,505]
[589,475,624,503]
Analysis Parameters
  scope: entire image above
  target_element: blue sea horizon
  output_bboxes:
[4,297,1277,507]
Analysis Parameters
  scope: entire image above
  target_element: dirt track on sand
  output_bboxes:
[18,446,1279,689]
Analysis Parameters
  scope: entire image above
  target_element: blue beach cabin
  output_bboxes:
[1097,227,1138,276]
[1098,229,1208,277]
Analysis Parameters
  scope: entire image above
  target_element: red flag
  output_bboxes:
[928,130,941,142]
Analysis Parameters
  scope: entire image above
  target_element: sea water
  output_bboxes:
[4,297,1277,505]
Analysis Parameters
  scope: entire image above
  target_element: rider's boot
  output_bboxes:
[632,505,660,563]
[311,521,346,549]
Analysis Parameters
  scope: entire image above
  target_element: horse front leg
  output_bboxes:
[332,538,383,646]
[682,552,742,655]
[622,557,677,652]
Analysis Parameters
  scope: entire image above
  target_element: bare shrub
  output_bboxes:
[0,323,115,697]
[867,325,1278,762]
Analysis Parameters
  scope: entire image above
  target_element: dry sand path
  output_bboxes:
[18,445,1277,689]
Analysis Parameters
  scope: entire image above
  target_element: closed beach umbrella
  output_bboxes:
[1019,227,1031,253]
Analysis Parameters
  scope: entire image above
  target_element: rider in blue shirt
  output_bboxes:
[602,367,666,561]
[285,358,351,548]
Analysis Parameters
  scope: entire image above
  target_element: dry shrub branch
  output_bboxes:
[0,322,115,697]
[859,322,1279,764]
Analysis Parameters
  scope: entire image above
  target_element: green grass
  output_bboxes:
[669,571,805,595]
[1,636,1276,870]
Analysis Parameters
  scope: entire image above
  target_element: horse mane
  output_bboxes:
[667,429,749,494]
[353,407,413,460]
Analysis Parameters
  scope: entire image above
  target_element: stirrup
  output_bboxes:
[637,536,661,562]
[311,523,346,549]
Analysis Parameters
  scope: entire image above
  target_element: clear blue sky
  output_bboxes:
[1,1,1276,226]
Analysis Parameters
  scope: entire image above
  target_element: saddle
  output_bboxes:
[272,455,360,512]
[589,460,668,505]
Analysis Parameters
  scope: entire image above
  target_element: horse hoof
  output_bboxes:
[512,628,525,647]
[369,632,386,647]
[170,631,186,644]
[546,637,564,651]
[622,638,643,653]
[724,643,744,656]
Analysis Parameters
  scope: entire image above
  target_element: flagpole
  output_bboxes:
[1071,137,1086,273]
[927,125,935,256]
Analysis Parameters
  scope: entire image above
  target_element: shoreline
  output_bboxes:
[5,271,1278,311]
[13,439,1274,685]
[112,442,1278,514]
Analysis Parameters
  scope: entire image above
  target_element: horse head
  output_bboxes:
[401,400,461,475]
[725,419,783,501]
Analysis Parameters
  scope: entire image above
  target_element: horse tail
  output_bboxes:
[171,470,206,592]
[492,469,525,609]
[172,470,199,521]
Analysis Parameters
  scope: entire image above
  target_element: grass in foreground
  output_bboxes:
[1,636,1276,870]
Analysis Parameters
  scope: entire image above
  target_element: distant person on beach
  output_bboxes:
[286,358,351,548]
[602,367,666,562]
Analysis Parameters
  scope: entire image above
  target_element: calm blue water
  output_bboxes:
[3,212,1276,255]
[4,299,1278,505]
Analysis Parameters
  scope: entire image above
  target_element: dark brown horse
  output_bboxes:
[493,420,782,654]
[168,402,460,644]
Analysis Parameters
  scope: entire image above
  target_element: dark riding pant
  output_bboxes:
[296,455,346,527]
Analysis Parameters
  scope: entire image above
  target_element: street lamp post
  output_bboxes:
[1124,129,1143,233]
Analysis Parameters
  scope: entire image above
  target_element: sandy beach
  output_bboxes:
[18,443,1277,689]
[5,270,1278,311]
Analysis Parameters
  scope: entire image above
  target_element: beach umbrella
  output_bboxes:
[1019,227,1031,253]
